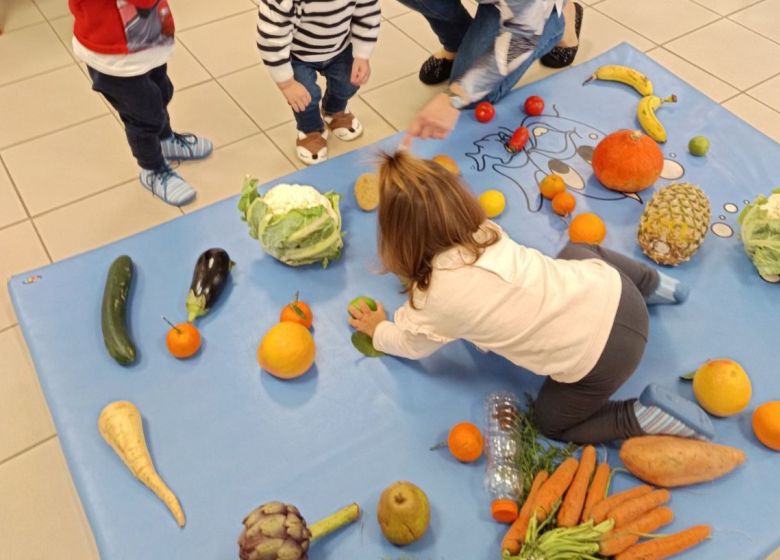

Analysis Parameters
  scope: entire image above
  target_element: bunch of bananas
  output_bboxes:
[583,65,677,143]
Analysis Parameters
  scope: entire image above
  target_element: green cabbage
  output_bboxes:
[738,188,780,278]
[238,177,343,267]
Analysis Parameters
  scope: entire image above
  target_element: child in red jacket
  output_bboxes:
[69,0,212,206]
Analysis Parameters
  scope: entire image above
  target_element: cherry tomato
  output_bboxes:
[474,101,496,123]
[524,95,545,116]
[506,126,529,153]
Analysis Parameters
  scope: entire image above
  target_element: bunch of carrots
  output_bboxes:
[501,445,711,559]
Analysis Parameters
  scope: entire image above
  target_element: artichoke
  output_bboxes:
[239,502,311,560]
[239,501,360,560]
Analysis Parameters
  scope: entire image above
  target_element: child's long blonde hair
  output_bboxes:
[377,151,500,305]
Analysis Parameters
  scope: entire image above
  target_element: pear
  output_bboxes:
[376,481,430,545]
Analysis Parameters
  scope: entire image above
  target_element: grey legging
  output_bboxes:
[533,242,660,444]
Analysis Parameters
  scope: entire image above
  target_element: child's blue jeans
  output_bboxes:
[291,46,359,134]
[394,0,565,104]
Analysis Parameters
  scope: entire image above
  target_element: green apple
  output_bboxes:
[349,296,377,318]
[688,135,710,157]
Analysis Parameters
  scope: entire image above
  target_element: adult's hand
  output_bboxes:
[401,92,461,148]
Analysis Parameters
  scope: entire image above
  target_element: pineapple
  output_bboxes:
[637,183,710,265]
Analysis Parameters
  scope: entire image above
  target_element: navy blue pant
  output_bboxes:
[394,0,565,104]
[291,46,359,133]
[88,64,174,170]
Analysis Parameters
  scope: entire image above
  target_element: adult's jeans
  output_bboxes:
[395,0,565,104]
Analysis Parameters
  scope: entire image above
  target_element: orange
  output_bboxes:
[539,174,566,200]
[692,358,751,417]
[280,298,313,330]
[753,401,780,451]
[568,213,607,245]
[447,422,484,463]
[432,154,460,175]
[551,191,576,216]
[258,321,315,379]
[166,322,201,359]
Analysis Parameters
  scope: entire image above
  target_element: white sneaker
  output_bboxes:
[139,164,196,206]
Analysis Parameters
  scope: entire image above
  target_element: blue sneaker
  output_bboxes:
[160,132,213,161]
[634,383,715,440]
[140,165,196,206]
[646,271,689,305]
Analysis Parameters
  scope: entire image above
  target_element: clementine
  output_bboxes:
[258,321,315,379]
[753,401,780,451]
[551,191,576,216]
[568,213,607,244]
[447,422,484,463]
[166,322,201,359]
[280,297,313,330]
[539,174,566,200]
[432,154,460,175]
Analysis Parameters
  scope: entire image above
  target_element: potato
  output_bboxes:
[354,172,379,212]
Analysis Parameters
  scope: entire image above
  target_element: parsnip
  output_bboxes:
[98,401,186,527]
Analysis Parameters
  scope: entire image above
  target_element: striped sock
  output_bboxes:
[633,401,697,438]
[646,271,689,305]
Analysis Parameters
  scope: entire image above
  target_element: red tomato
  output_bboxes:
[524,95,545,116]
[506,126,529,153]
[474,101,495,123]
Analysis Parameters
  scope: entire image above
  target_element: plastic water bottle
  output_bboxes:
[484,391,523,523]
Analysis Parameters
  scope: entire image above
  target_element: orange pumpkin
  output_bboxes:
[591,130,663,193]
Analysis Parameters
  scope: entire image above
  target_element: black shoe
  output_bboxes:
[540,2,584,69]
[419,55,454,85]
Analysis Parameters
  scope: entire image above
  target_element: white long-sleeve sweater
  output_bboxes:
[373,224,623,384]
[257,0,381,83]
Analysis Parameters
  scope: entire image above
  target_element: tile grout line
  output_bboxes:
[358,95,401,133]
[384,15,436,56]
[0,434,58,469]
[0,62,77,90]
[0,217,29,233]
[0,113,110,153]
[0,323,19,335]
[171,40,300,170]
[175,7,257,34]
[720,91,744,105]
[586,4,661,49]
[742,91,780,116]
[726,16,780,49]
[689,0,765,17]
[0,155,53,263]
[656,16,725,47]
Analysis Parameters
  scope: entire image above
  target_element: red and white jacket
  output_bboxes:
[69,0,176,76]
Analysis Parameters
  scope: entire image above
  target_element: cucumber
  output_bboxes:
[101,255,136,365]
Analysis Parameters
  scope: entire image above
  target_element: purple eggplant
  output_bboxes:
[185,248,234,322]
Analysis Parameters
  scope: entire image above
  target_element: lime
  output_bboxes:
[479,190,506,218]
[349,296,377,318]
[688,135,710,156]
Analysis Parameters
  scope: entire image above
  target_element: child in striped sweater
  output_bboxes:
[257,0,381,165]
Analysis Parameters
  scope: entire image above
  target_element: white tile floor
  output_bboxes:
[1,0,780,557]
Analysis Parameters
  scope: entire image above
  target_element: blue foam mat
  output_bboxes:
[10,44,780,559]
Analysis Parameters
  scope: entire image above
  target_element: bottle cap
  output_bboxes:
[491,499,519,523]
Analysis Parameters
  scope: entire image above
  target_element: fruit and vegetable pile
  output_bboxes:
[13,48,780,560]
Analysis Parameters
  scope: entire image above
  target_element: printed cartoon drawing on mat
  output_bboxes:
[465,105,684,212]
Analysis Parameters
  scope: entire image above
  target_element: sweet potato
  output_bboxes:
[620,435,745,487]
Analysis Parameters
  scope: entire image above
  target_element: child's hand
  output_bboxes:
[351,58,371,86]
[278,79,312,113]
[348,300,387,337]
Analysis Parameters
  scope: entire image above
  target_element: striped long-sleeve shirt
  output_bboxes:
[257,0,381,83]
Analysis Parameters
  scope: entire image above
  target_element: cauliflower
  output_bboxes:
[238,177,343,267]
